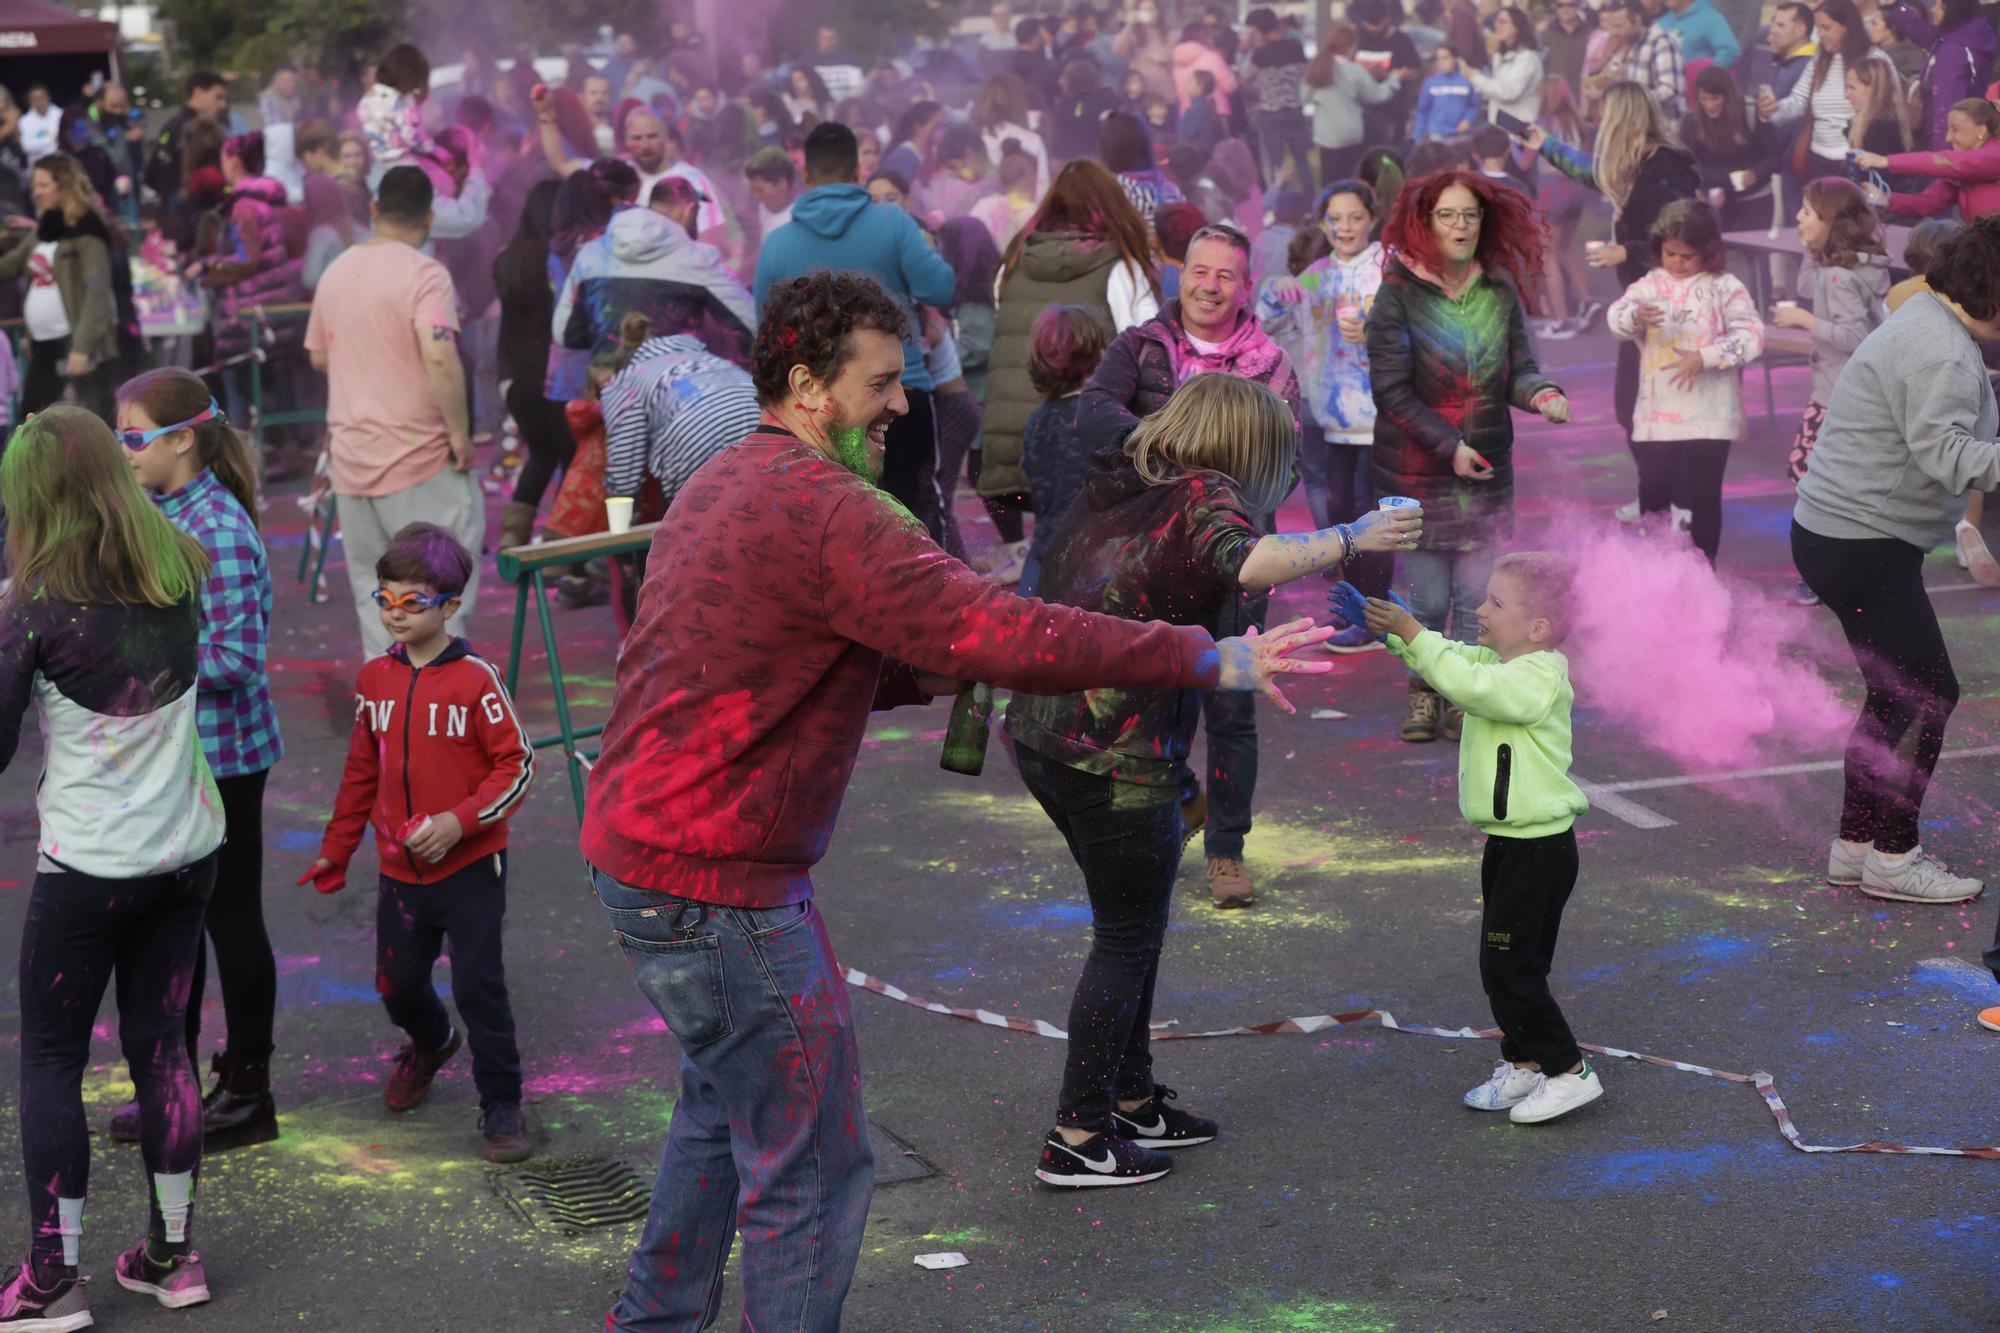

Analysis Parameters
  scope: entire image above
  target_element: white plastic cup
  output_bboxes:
[1378,495,1421,514]
[1584,240,1605,253]
[605,497,635,535]
[1774,300,1798,313]
[1729,168,1754,190]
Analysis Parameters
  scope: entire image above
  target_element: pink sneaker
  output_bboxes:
[113,1242,209,1309]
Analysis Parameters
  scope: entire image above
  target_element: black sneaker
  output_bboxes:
[1034,1130,1171,1188]
[1111,1084,1217,1148]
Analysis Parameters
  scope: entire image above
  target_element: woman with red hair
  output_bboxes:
[1367,169,1570,744]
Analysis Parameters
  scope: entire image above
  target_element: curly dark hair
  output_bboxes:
[1928,213,2000,321]
[752,272,911,406]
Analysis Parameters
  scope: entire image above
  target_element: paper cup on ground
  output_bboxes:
[605,497,635,534]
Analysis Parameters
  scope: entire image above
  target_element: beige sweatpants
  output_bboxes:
[336,466,486,660]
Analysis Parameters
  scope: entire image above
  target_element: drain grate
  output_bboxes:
[495,1125,933,1234]
[494,1154,656,1234]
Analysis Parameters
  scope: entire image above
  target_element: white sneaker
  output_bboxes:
[1614,499,1641,524]
[1827,838,1870,887]
[1670,505,1692,533]
[983,539,1029,585]
[1956,519,2000,586]
[1463,1060,1541,1111]
[1509,1060,1604,1124]
[1860,846,1984,904]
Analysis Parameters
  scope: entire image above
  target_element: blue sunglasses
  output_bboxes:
[119,399,222,452]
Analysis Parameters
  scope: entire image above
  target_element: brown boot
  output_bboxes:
[1402,683,1440,743]
[1206,856,1255,909]
[498,501,536,552]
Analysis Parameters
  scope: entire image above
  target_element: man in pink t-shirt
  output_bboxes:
[306,166,485,658]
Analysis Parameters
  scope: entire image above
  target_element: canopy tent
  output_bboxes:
[0,0,115,56]
[0,0,118,105]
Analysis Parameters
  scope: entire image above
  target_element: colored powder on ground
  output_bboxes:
[1555,526,1850,769]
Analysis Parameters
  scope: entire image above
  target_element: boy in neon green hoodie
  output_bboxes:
[1351,552,1603,1125]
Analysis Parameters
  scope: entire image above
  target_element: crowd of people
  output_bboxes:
[1,0,1999,1326]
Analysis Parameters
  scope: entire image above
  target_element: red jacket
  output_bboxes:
[1886,140,2000,223]
[581,426,1221,908]
[321,638,534,885]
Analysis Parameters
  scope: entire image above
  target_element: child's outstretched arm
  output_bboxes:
[1236,503,1422,590]
[1363,596,1563,724]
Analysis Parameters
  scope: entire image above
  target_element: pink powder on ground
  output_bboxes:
[1555,526,1852,769]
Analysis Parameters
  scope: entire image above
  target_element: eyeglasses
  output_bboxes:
[371,588,460,613]
[117,398,221,452]
[1433,208,1483,228]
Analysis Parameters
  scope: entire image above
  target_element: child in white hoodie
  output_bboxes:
[357,42,456,197]
[1607,199,1763,565]
[1257,178,1391,650]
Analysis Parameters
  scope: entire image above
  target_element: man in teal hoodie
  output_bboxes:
[754,121,959,541]
[1656,0,1740,68]
[1348,552,1603,1128]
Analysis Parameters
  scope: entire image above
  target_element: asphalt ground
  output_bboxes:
[0,326,1996,1332]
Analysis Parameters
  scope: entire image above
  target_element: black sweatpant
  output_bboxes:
[23,337,113,422]
[187,768,275,1062]
[1790,521,1958,854]
[506,381,578,512]
[376,852,523,1108]
[1016,746,1180,1132]
[1635,438,1733,563]
[882,386,946,544]
[19,854,217,1268]
[1479,828,1581,1075]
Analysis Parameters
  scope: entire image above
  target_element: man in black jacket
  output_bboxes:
[142,71,227,209]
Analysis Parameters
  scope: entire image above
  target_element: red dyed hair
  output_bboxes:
[1381,169,1550,315]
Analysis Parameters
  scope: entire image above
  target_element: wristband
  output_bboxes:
[1335,523,1354,563]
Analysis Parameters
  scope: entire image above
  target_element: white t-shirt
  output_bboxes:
[1186,332,1224,356]
[23,242,68,341]
[757,202,794,237]
[18,107,60,164]
[639,160,726,235]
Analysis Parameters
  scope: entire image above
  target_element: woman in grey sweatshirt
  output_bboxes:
[1791,217,2000,907]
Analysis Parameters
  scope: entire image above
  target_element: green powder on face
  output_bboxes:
[830,425,872,478]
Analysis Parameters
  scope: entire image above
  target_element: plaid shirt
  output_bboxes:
[1611,25,1686,120]
[156,469,284,778]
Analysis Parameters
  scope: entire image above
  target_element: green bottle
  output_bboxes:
[939,683,996,776]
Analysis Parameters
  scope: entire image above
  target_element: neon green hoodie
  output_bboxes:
[1389,630,1589,838]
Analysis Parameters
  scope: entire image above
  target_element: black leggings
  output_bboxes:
[965,446,1027,545]
[1791,522,1958,854]
[882,386,945,543]
[1635,438,1732,563]
[23,337,113,423]
[19,854,216,1267]
[1016,745,1180,1133]
[507,380,578,512]
[188,768,274,1062]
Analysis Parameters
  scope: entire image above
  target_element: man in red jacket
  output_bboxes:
[582,270,1333,1331]
[303,524,536,1165]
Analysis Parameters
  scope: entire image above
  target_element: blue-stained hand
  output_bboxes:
[1328,580,1372,630]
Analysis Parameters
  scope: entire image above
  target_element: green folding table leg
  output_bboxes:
[530,569,590,820]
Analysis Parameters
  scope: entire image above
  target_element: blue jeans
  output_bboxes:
[593,869,873,1333]
[1178,582,1265,859]
[1300,419,1392,601]
[1403,546,1496,681]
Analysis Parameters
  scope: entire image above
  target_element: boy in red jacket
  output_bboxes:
[300,523,535,1163]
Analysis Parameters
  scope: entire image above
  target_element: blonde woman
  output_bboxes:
[0,153,117,418]
[1755,0,1896,179]
[1006,372,1420,1187]
[1527,81,1699,516]
[1844,56,1913,160]
[0,406,224,1323]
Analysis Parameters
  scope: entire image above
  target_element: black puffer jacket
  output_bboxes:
[1367,256,1558,551]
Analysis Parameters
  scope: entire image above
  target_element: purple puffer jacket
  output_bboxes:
[1924,18,1998,151]
[204,176,305,357]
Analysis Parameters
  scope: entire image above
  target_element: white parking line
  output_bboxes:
[1576,744,2000,829]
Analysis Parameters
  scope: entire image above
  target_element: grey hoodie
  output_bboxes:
[1794,291,2000,551]
[1799,252,1890,405]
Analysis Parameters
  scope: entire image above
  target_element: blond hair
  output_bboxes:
[1593,81,1684,212]
[1845,59,1911,150]
[1125,373,1297,515]
[32,154,102,227]
[3,406,209,608]
[1493,550,1577,645]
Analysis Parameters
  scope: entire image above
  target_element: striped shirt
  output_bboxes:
[601,334,762,505]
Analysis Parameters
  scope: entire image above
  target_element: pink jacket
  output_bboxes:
[1885,140,2000,223]
[1172,40,1238,115]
